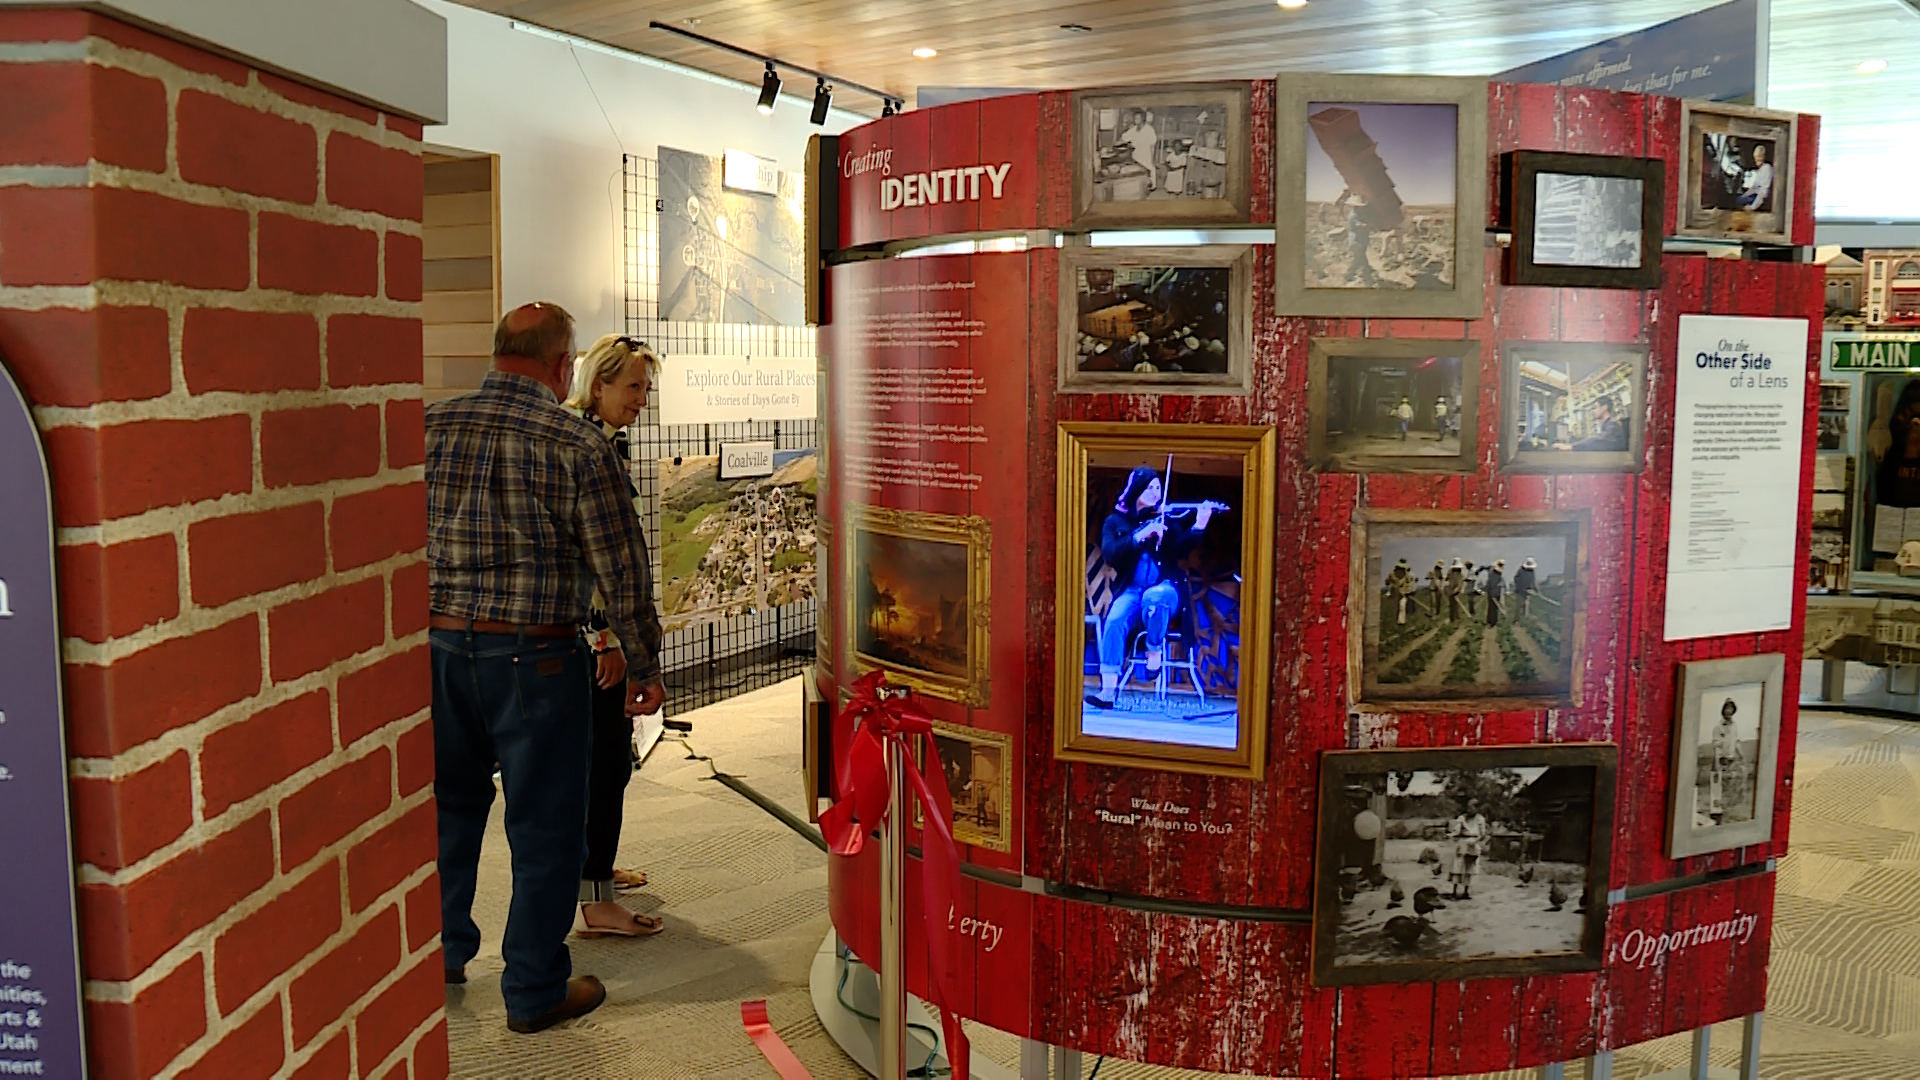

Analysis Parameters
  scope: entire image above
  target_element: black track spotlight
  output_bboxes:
[810,78,832,125]
[756,62,780,115]
[881,99,898,117]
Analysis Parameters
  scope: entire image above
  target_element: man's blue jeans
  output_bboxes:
[431,628,591,1022]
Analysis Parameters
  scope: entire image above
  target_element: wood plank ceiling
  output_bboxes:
[452,0,1920,218]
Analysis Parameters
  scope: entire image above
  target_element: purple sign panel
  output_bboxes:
[0,354,87,1078]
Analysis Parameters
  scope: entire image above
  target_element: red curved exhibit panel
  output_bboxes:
[815,80,1822,1077]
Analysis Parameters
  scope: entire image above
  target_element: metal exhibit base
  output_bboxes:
[807,930,1016,1080]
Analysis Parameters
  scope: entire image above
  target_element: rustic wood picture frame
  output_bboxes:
[846,506,992,708]
[1070,82,1252,229]
[1313,743,1616,986]
[1307,336,1482,474]
[912,720,1015,853]
[1058,244,1254,396]
[1274,73,1488,319]
[1667,653,1785,859]
[1678,100,1797,246]
[815,515,834,677]
[1499,341,1649,474]
[1504,150,1665,290]
[1348,509,1588,712]
[1054,422,1276,779]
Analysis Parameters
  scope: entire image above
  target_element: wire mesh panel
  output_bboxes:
[622,153,820,712]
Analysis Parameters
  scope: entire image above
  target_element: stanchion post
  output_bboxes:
[1690,1025,1712,1080]
[879,734,908,1080]
[1740,1012,1763,1080]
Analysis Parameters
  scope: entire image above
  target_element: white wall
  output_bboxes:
[419,0,865,342]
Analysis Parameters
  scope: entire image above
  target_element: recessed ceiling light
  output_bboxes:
[912,47,939,58]
[1277,0,1309,8]
[1859,59,1889,74]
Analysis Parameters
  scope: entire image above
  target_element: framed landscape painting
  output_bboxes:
[1314,743,1615,986]
[1275,73,1487,319]
[1667,654,1785,859]
[1349,509,1587,712]
[847,506,992,707]
[1059,245,1253,395]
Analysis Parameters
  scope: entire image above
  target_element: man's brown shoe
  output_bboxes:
[506,976,606,1034]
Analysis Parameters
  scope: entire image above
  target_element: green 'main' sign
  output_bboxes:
[1832,336,1920,371]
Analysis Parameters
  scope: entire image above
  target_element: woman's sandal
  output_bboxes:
[576,909,665,939]
[612,868,648,891]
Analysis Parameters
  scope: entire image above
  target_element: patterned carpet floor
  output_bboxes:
[447,689,1920,1078]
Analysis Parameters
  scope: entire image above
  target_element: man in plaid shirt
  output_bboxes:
[425,302,664,1033]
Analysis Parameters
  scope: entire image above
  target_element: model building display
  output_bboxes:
[1275,74,1487,319]
[1315,745,1614,985]
[1071,83,1251,227]
[1060,246,1252,394]
[1054,423,1275,779]
[1350,511,1587,711]
[1308,337,1480,473]
[1668,655,1784,858]
[658,449,818,632]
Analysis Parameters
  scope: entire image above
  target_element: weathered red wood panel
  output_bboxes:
[822,82,1818,1077]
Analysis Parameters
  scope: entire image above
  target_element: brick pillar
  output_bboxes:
[0,10,445,1079]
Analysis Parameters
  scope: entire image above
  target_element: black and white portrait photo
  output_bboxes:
[1692,683,1763,830]
[1698,134,1778,214]
[1314,745,1613,985]
[1532,173,1644,269]
[1072,84,1250,226]
[1668,654,1784,858]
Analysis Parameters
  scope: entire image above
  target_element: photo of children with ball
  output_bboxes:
[1315,745,1614,985]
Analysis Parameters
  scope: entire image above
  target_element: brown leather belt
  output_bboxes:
[428,615,576,638]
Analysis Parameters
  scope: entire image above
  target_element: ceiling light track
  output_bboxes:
[647,20,903,118]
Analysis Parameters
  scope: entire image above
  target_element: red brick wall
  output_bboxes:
[0,11,444,1079]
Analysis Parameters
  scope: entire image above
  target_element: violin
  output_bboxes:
[1158,499,1231,518]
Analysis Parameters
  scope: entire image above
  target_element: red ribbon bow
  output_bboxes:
[819,671,970,1080]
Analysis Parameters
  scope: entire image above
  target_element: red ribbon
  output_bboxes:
[819,671,971,1080]
[740,999,813,1079]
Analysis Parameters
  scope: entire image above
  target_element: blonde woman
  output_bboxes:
[564,334,666,938]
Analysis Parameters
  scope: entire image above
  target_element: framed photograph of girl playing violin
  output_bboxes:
[1053,422,1276,779]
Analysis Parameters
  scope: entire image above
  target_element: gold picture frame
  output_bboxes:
[1058,244,1254,396]
[912,721,1014,853]
[1348,509,1588,712]
[846,506,992,707]
[1054,422,1276,779]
